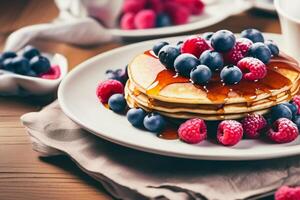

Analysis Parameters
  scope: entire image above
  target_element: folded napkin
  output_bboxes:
[20,101,300,200]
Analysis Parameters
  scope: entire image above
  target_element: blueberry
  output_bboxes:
[220,65,242,85]
[156,13,172,27]
[1,51,17,59]
[26,70,37,77]
[177,41,183,51]
[10,56,30,75]
[270,104,293,121]
[199,50,224,71]
[153,41,169,56]
[174,53,200,77]
[2,58,14,71]
[211,30,236,52]
[190,65,212,85]
[248,42,272,64]
[158,45,180,69]
[29,55,51,75]
[108,94,127,113]
[282,102,298,116]
[22,45,40,59]
[127,108,146,127]
[241,28,264,43]
[202,32,214,41]
[143,113,166,133]
[106,68,128,84]
[265,40,279,56]
[293,115,300,129]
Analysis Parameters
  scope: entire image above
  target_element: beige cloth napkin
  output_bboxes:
[21,101,300,200]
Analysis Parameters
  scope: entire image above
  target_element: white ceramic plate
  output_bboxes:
[253,0,275,12]
[58,33,300,160]
[109,0,252,38]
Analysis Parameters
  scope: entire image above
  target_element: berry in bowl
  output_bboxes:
[0,45,68,96]
[96,28,300,147]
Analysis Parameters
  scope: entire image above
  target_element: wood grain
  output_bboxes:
[0,0,279,199]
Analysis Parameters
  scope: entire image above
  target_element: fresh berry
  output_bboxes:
[22,45,40,59]
[217,120,243,146]
[122,0,145,13]
[181,35,210,58]
[220,65,242,85]
[174,0,205,15]
[106,68,128,85]
[158,45,180,70]
[270,104,293,122]
[26,70,37,77]
[143,113,166,133]
[134,9,156,29]
[211,30,236,53]
[1,51,17,59]
[202,32,214,41]
[178,118,207,144]
[248,42,272,64]
[40,65,61,79]
[96,79,124,103]
[2,58,14,71]
[293,95,300,114]
[127,108,147,127]
[153,41,169,56]
[10,56,30,75]
[275,186,300,200]
[190,64,212,85]
[199,50,224,71]
[267,118,299,143]
[156,13,172,27]
[237,57,267,81]
[174,53,200,77]
[120,13,135,30]
[293,115,300,130]
[146,0,163,13]
[265,40,280,56]
[223,38,253,65]
[164,2,189,25]
[108,94,127,113]
[241,28,264,43]
[242,114,267,138]
[29,55,51,75]
[282,102,298,116]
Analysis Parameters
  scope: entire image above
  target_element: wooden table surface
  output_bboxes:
[0,1,280,199]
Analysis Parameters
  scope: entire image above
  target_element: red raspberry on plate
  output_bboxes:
[40,65,61,80]
[223,38,253,65]
[267,118,299,143]
[178,118,207,144]
[242,114,267,139]
[181,35,210,58]
[217,120,243,146]
[122,0,146,14]
[164,2,189,25]
[275,186,300,200]
[174,0,205,15]
[96,80,124,104]
[293,95,300,114]
[146,0,163,13]
[134,9,156,29]
[120,13,135,30]
[237,57,267,81]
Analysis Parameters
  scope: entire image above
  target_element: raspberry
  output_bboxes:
[293,95,300,114]
[174,0,205,15]
[267,118,299,143]
[96,80,124,103]
[122,0,146,14]
[181,35,210,58]
[237,57,267,81]
[146,0,163,13]
[178,118,207,144]
[134,9,156,29]
[164,2,189,25]
[242,114,267,139]
[217,120,243,146]
[275,186,300,200]
[120,13,135,30]
[223,38,253,65]
[40,65,61,80]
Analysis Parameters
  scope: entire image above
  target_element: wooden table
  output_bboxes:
[0,1,280,199]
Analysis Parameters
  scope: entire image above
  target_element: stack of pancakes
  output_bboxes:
[125,50,300,120]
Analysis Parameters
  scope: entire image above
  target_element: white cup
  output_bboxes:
[275,0,300,61]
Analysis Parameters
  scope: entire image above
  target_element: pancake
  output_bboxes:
[128,51,300,105]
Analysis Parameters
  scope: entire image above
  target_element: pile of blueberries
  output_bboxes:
[0,45,51,77]
[153,28,279,85]
[271,101,300,129]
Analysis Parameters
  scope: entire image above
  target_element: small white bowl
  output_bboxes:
[0,53,68,96]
